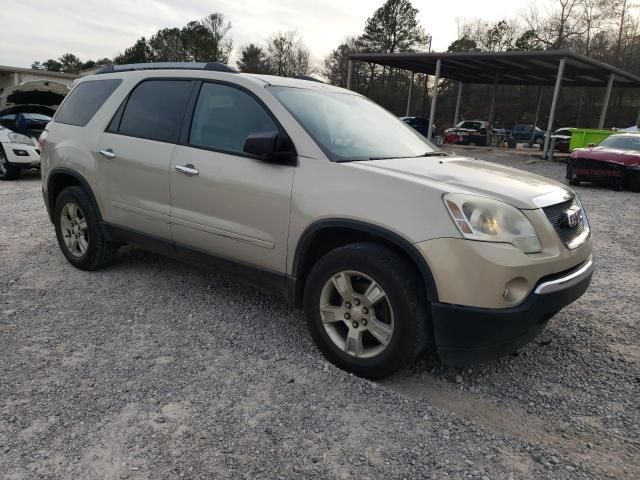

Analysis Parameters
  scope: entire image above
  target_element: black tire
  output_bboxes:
[624,170,640,192]
[566,163,580,186]
[53,186,117,270]
[303,243,428,379]
[0,147,20,180]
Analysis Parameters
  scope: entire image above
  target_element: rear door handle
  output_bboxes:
[175,164,199,176]
[99,149,116,159]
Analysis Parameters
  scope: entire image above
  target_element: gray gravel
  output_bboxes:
[1,152,639,479]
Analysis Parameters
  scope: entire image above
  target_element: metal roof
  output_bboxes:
[348,50,640,88]
[0,65,78,80]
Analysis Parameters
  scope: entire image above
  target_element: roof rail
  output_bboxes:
[292,75,324,83]
[95,62,238,75]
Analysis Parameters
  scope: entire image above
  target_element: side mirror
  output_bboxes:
[243,131,296,165]
[587,143,596,148]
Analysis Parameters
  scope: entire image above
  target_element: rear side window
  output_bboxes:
[116,80,192,143]
[189,82,278,154]
[55,79,121,126]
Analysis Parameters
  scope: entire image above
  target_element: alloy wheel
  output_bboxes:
[319,270,394,359]
[60,202,89,257]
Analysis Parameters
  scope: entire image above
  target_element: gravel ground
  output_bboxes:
[1,152,638,479]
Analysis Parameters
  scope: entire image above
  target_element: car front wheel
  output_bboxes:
[0,147,20,180]
[303,243,428,379]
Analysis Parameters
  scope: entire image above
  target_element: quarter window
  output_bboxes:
[118,80,192,143]
[189,83,278,154]
[55,79,121,127]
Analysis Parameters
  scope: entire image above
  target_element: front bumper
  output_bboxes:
[2,141,41,167]
[432,255,594,366]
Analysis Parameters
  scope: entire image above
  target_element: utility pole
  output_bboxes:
[616,0,627,65]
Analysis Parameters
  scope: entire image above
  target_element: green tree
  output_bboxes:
[42,59,63,72]
[237,44,270,73]
[58,53,83,74]
[360,0,429,53]
[149,28,187,61]
[447,36,479,52]
[114,37,154,64]
[484,20,516,51]
[513,29,543,51]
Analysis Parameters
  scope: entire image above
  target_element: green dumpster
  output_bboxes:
[569,128,615,151]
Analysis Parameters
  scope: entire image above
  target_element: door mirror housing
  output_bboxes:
[587,143,596,148]
[243,131,296,166]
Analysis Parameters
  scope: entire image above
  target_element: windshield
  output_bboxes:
[457,121,482,130]
[270,87,438,161]
[599,135,640,151]
[24,113,52,121]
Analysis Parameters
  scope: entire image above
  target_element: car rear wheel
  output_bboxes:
[303,243,428,379]
[0,147,20,180]
[54,186,117,270]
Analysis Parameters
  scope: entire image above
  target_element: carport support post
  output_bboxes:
[543,57,566,159]
[346,60,353,90]
[406,71,415,116]
[427,59,441,141]
[598,73,615,129]
[530,86,543,145]
[453,81,463,125]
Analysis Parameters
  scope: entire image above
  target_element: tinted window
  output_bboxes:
[118,80,192,143]
[55,79,121,126]
[189,83,278,154]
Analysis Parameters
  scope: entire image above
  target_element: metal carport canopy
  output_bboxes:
[347,50,640,157]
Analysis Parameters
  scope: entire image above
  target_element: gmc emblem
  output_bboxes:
[560,206,582,229]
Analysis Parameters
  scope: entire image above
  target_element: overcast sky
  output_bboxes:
[0,0,532,69]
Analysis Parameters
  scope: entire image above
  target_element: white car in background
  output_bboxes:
[0,125,41,180]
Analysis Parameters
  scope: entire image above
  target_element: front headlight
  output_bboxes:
[443,193,542,253]
[8,132,34,145]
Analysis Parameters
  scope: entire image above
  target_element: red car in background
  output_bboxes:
[567,133,640,191]
[444,120,493,146]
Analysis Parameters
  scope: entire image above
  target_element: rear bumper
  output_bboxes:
[432,256,594,366]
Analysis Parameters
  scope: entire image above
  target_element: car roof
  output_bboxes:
[87,64,349,95]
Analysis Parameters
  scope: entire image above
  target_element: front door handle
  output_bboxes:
[99,149,116,159]
[175,164,199,176]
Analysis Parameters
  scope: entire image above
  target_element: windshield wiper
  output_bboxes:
[368,151,449,160]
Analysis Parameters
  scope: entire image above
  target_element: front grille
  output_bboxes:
[570,158,624,177]
[542,198,586,248]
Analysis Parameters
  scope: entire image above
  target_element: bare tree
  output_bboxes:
[522,0,588,49]
[266,31,315,77]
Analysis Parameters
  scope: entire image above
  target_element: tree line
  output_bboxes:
[31,0,640,129]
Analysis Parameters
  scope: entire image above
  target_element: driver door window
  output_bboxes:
[189,83,278,155]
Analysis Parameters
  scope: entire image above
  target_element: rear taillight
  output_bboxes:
[38,131,48,149]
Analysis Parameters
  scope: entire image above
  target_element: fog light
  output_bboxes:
[503,277,529,304]
[13,149,29,156]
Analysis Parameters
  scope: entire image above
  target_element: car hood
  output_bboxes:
[571,147,640,167]
[0,80,69,114]
[352,155,573,209]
